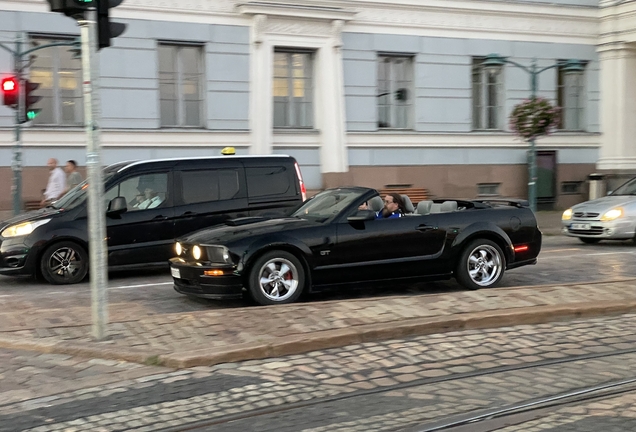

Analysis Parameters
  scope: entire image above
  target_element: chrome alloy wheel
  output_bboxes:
[47,246,83,281]
[258,257,299,302]
[466,244,503,287]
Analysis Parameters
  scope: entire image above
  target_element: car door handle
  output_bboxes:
[416,224,436,232]
[180,211,196,217]
[153,215,168,220]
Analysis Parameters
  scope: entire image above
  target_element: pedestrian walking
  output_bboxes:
[64,159,83,193]
[40,158,66,207]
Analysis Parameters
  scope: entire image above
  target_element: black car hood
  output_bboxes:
[180,217,320,245]
[0,207,62,229]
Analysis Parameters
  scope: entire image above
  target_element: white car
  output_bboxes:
[562,177,636,243]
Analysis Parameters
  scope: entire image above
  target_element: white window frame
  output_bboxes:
[158,43,204,128]
[472,58,504,131]
[557,62,586,131]
[273,49,314,129]
[377,54,414,130]
[28,35,83,126]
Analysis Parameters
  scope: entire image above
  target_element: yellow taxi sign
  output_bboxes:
[221,146,235,155]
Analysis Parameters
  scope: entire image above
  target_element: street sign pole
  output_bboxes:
[11,33,23,216]
[79,9,109,341]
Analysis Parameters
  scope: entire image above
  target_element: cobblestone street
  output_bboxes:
[1,314,636,431]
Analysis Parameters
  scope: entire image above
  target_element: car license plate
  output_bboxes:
[571,223,591,230]
[170,267,181,279]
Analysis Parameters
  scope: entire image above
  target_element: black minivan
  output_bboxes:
[0,155,307,284]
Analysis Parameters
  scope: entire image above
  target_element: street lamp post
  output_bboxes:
[481,54,584,213]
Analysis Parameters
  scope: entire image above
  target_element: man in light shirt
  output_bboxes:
[40,158,66,207]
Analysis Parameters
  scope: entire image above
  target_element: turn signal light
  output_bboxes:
[204,269,224,276]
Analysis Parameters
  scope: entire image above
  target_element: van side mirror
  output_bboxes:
[107,196,128,216]
[347,209,375,222]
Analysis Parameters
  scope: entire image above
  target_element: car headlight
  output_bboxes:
[562,209,573,221]
[207,246,232,264]
[175,242,182,256]
[601,207,624,221]
[1,219,51,238]
[192,245,202,260]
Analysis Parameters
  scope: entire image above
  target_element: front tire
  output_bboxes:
[40,241,89,285]
[579,238,601,244]
[247,250,305,306]
[456,239,505,290]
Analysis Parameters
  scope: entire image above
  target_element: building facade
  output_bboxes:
[0,0,611,211]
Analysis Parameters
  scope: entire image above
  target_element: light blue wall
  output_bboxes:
[0,12,250,130]
[342,34,600,134]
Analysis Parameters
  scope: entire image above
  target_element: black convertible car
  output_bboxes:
[169,187,541,305]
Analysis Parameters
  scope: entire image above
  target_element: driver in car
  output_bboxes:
[377,193,405,219]
[359,193,405,219]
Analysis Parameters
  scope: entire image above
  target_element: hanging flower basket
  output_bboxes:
[509,97,561,140]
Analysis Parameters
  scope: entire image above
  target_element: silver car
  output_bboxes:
[562,177,636,243]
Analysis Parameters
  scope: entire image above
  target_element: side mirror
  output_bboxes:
[347,209,375,222]
[607,190,613,196]
[107,196,128,216]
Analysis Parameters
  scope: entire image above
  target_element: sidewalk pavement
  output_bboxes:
[2,278,636,369]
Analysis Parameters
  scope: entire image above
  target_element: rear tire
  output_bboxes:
[579,238,601,244]
[456,239,505,290]
[248,250,305,306]
[40,241,88,285]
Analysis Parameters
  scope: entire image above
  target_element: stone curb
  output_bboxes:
[2,299,636,369]
[159,299,636,368]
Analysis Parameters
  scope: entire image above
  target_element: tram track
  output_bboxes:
[161,346,636,432]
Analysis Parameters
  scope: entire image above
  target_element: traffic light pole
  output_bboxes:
[12,33,23,216]
[79,10,109,341]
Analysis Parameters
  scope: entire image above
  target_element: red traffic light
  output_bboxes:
[2,77,18,106]
[2,77,17,92]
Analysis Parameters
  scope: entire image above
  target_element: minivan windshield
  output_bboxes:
[292,189,365,223]
[610,177,636,196]
[50,165,123,211]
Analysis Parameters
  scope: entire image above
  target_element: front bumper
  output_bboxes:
[0,237,36,276]
[169,258,243,300]
[562,218,635,240]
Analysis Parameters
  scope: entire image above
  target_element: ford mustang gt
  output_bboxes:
[170,187,541,305]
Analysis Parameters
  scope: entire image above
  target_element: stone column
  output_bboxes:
[317,20,348,173]
[597,43,636,171]
[249,14,273,155]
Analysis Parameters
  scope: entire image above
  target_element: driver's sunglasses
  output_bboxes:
[384,199,394,204]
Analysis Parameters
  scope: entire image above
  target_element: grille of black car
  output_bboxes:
[573,212,600,218]
[568,227,603,235]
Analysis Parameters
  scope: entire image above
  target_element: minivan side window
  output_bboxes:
[181,169,240,204]
[104,173,169,211]
[246,166,291,198]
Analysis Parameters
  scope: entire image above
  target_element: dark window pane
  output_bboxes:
[181,170,220,204]
[247,166,291,198]
[218,170,240,200]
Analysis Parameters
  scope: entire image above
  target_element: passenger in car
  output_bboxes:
[376,193,405,219]
[132,187,164,210]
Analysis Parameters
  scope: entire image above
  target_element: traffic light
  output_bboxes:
[24,80,42,122]
[97,0,127,50]
[46,0,94,18]
[2,77,18,106]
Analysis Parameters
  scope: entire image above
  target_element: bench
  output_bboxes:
[378,186,430,205]
[24,200,41,211]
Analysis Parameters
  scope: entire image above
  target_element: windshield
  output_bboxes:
[611,177,636,196]
[291,189,367,223]
[51,168,119,211]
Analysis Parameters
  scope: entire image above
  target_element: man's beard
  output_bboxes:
[381,208,391,218]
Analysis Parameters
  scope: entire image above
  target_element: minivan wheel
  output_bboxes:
[248,250,305,306]
[456,239,505,290]
[40,241,89,285]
